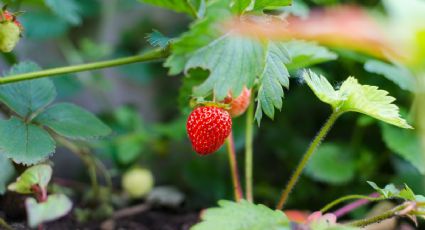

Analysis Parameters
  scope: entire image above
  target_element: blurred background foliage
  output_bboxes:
[0,0,423,220]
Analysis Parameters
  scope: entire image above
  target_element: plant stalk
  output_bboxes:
[245,96,255,202]
[0,48,168,85]
[0,218,13,230]
[349,203,408,227]
[320,193,381,214]
[276,111,340,210]
[226,132,244,201]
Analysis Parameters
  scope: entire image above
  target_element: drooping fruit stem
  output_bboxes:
[276,111,340,210]
[245,96,255,202]
[320,193,382,215]
[0,48,168,85]
[226,132,244,201]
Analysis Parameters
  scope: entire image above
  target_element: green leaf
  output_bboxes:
[146,30,171,49]
[367,181,416,201]
[254,42,291,123]
[381,124,425,174]
[115,134,145,165]
[20,12,69,40]
[8,164,52,194]
[253,0,292,10]
[0,117,55,165]
[364,60,416,92]
[164,0,232,74]
[139,0,203,17]
[191,200,290,230]
[35,103,111,140]
[303,70,412,129]
[0,154,16,195]
[26,194,73,228]
[186,34,264,100]
[284,41,337,71]
[44,0,81,25]
[231,0,254,13]
[0,62,56,118]
[305,143,355,185]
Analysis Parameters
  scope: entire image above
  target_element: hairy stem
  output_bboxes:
[0,48,168,85]
[245,96,255,202]
[349,203,407,227]
[0,217,13,230]
[276,111,340,210]
[226,132,244,201]
[320,193,382,214]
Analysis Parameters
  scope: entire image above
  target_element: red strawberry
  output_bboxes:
[223,87,251,117]
[186,106,232,155]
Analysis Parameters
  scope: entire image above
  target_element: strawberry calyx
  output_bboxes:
[0,7,24,31]
[190,97,231,110]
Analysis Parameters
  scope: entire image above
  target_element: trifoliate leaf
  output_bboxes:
[8,164,52,194]
[146,30,171,49]
[367,181,416,201]
[303,70,412,129]
[284,41,337,71]
[44,0,81,25]
[0,154,15,195]
[253,0,292,10]
[364,60,416,92]
[35,103,111,140]
[0,117,55,165]
[186,34,264,100]
[26,194,72,228]
[191,200,290,230]
[254,42,290,124]
[0,62,56,118]
[138,0,205,17]
[305,143,355,185]
[381,124,425,174]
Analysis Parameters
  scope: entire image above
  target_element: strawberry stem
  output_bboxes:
[245,95,255,202]
[0,47,168,85]
[276,111,340,210]
[226,132,244,201]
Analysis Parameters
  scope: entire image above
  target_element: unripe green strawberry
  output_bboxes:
[122,168,154,198]
[0,10,23,53]
[186,106,232,155]
[223,87,251,117]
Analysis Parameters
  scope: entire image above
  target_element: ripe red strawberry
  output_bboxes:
[223,87,251,117]
[186,106,232,155]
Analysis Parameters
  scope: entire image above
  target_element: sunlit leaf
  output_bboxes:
[253,0,292,10]
[26,194,73,228]
[191,200,290,230]
[138,0,204,17]
[8,164,52,194]
[303,70,412,129]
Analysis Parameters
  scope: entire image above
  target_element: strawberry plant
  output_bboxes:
[0,0,424,229]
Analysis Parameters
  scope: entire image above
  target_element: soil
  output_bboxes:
[1,207,199,230]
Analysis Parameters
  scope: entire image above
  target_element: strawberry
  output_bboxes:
[186,106,232,155]
[223,87,251,117]
[0,10,23,53]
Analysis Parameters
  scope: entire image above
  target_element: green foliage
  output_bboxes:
[367,181,421,201]
[35,103,111,140]
[186,34,264,100]
[303,70,412,129]
[44,0,82,25]
[0,117,56,165]
[0,62,110,164]
[253,0,292,10]
[254,42,290,123]
[20,12,69,40]
[284,41,337,71]
[8,164,52,194]
[0,62,56,118]
[364,60,416,92]
[191,200,290,230]
[25,194,73,228]
[305,143,355,185]
[138,0,204,17]
[0,155,15,195]
[381,124,424,174]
